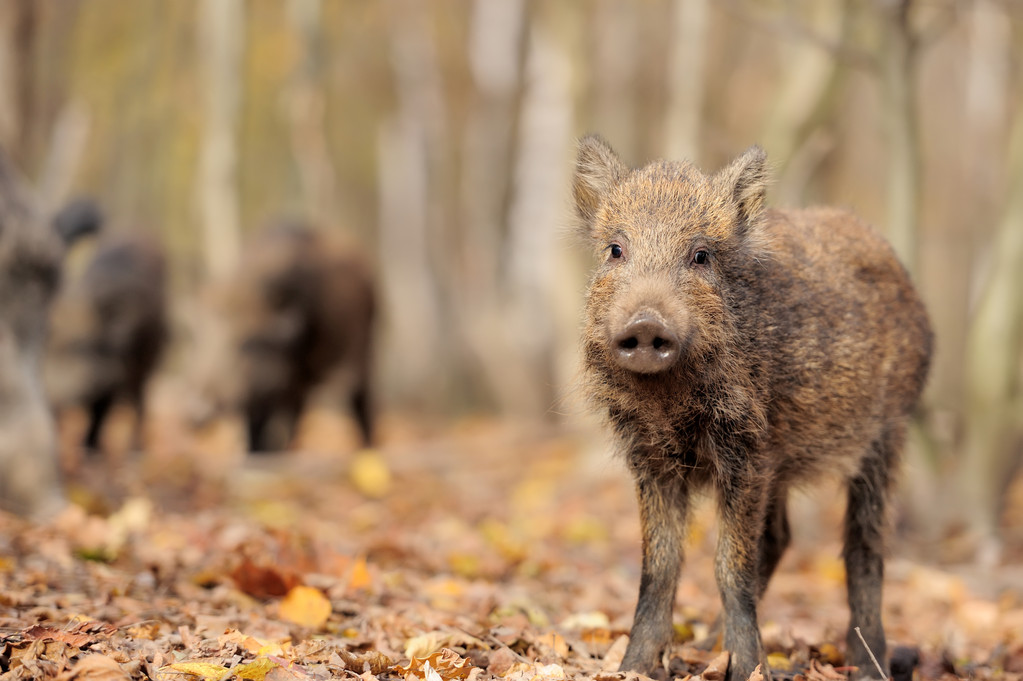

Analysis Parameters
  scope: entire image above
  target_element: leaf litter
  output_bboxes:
[3,413,1023,681]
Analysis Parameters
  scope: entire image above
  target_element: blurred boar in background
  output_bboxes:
[45,200,168,455]
[0,153,66,519]
[190,222,376,453]
[573,136,931,681]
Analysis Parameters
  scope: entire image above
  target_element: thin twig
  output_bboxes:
[854,626,889,681]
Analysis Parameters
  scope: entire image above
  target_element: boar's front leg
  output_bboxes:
[716,467,770,681]
[619,470,691,674]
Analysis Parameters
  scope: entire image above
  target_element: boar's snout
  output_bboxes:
[611,313,680,374]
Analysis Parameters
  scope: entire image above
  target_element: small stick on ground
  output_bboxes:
[854,626,889,681]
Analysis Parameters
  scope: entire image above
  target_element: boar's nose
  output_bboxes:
[611,314,680,374]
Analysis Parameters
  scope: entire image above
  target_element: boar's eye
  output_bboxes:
[692,249,710,265]
[609,243,623,259]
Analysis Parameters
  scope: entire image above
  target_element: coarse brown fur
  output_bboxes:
[573,135,932,681]
[45,234,168,454]
[190,222,376,453]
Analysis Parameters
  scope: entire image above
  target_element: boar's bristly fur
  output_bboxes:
[573,135,932,681]
[190,222,376,453]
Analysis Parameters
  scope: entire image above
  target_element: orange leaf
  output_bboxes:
[279,586,332,629]
[348,555,372,592]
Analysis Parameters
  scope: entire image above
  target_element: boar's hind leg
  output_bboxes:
[619,472,691,675]
[757,488,791,598]
[350,381,373,447]
[843,436,895,680]
[84,393,114,452]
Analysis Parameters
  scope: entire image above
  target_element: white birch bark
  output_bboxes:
[196,0,244,281]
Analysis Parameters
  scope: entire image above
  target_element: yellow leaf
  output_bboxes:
[233,657,279,681]
[279,586,332,629]
[160,662,230,681]
[349,449,392,498]
[348,555,372,592]
[766,652,793,672]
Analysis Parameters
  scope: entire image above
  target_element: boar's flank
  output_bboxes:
[190,223,376,453]
[45,233,167,454]
[573,135,931,681]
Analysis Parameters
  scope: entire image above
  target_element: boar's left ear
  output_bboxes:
[715,145,768,232]
[573,135,628,236]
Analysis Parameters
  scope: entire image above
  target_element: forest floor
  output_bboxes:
[2,400,1023,681]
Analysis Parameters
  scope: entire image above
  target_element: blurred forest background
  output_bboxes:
[1,0,1021,561]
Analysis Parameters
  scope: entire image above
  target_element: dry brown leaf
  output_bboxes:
[338,650,394,675]
[600,635,629,672]
[231,558,301,599]
[746,664,764,681]
[807,659,848,681]
[701,651,730,681]
[57,655,130,681]
[397,648,475,681]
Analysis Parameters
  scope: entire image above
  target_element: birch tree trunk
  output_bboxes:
[0,0,36,167]
[663,0,708,163]
[877,0,921,277]
[284,0,340,229]
[501,7,576,418]
[196,0,244,280]
[377,0,452,409]
[961,94,1023,566]
[593,0,640,160]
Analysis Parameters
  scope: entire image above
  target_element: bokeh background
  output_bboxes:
[1,0,1021,561]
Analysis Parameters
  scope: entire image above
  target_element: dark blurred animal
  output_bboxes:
[45,204,168,454]
[572,135,932,681]
[190,222,376,453]
[0,154,66,518]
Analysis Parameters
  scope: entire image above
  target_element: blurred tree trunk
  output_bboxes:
[196,0,243,280]
[663,0,708,163]
[961,90,1023,566]
[458,0,529,411]
[0,0,36,168]
[592,0,640,160]
[284,0,340,229]
[501,4,576,419]
[761,1,849,206]
[877,0,920,277]
[377,0,453,410]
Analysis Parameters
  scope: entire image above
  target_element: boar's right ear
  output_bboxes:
[715,145,768,234]
[573,135,627,235]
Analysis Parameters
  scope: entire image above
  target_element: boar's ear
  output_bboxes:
[715,145,768,233]
[573,135,628,235]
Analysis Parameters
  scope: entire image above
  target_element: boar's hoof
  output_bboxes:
[612,314,679,374]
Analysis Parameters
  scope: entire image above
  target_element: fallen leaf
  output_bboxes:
[160,661,231,681]
[348,554,372,592]
[767,652,792,672]
[278,586,332,629]
[231,559,301,599]
[746,664,764,681]
[233,657,280,681]
[600,636,629,672]
[702,651,730,681]
[57,655,130,681]
[350,449,392,498]
[397,648,474,680]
